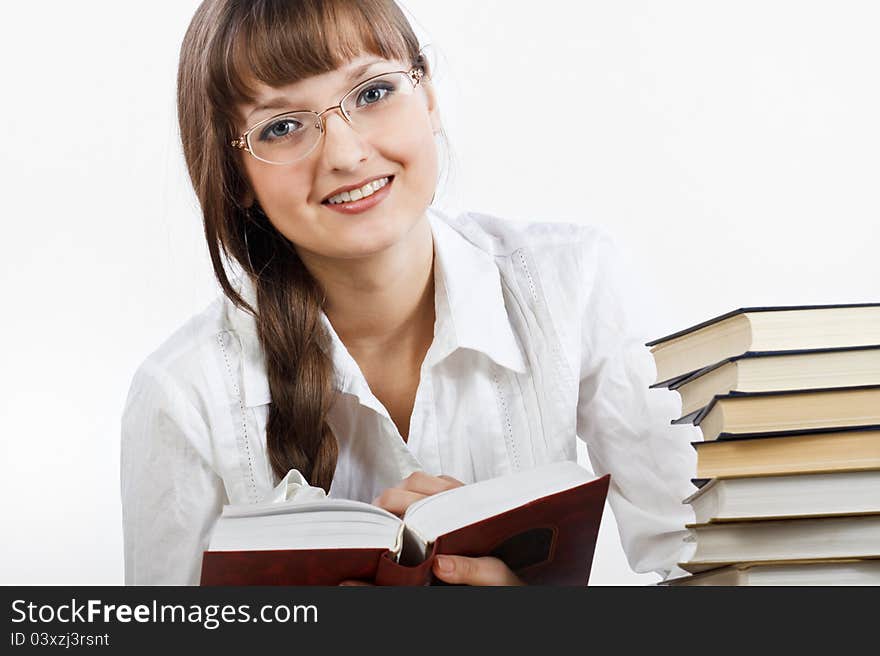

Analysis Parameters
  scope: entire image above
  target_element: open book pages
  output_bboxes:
[400,461,597,560]
[209,499,403,553]
[207,460,597,564]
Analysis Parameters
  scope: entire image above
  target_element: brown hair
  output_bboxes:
[177,0,430,492]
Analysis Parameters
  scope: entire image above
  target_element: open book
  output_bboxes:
[200,461,610,586]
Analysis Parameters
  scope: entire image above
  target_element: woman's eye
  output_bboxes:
[258,118,303,142]
[356,83,394,107]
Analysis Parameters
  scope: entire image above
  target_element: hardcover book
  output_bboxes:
[684,470,880,524]
[660,559,880,586]
[692,425,880,479]
[200,461,610,586]
[668,345,880,422]
[646,304,880,386]
[678,514,880,573]
[692,385,880,442]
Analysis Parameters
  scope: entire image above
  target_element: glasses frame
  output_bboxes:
[231,66,426,165]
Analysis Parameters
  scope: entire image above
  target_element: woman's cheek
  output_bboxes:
[389,129,439,201]
[255,170,309,214]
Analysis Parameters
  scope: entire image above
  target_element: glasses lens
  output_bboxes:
[249,112,320,164]
[341,72,416,130]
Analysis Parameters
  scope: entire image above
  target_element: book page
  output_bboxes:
[209,509,402,551]
[402,461,595,546]
[220,497,397,520]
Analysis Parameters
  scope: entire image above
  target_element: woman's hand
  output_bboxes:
[431,555,524,586]
[339,472,525,586]
[340,554,524,586]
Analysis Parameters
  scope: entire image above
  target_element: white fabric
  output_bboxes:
[120,208,699,585]
[264,469,328,504]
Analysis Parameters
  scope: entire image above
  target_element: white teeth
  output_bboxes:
[326,177,390,204]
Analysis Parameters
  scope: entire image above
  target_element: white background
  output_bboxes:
[1,1,877,585]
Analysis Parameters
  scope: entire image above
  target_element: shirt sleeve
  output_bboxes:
[120,360,226,585]
[575,229,699,580]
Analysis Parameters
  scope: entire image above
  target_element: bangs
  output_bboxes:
[210,0,419,120]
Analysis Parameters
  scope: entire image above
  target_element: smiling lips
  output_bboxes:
[321,175,394,215]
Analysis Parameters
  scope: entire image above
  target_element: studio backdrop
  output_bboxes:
[1,0,877,585]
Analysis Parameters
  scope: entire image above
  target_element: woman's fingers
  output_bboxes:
[432,555,525,586]
[371,488,427,516]
[400,471,464,495]
[371,472,466,516]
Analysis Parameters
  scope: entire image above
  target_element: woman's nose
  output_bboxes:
[318,111,370,171]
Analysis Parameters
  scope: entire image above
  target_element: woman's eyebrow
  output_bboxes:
[245,58,387,122]
[343,58,386,86]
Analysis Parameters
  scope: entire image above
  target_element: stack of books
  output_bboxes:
[646,304,880,585]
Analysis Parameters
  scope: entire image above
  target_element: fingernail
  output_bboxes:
[436,556,454,573]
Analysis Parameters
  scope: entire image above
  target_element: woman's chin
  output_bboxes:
[321,211,425,260]
[331,235,400,260]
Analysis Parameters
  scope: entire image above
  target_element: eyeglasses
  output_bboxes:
[231,67,426,165]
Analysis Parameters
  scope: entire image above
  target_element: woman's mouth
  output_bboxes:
[321,176,394,215]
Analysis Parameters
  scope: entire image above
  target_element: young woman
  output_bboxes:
[121,0,696,585]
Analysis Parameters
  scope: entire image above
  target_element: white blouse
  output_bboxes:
[120,208,699,585]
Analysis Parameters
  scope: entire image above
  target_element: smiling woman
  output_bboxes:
[174,0,441,494]
[120,0,697,587]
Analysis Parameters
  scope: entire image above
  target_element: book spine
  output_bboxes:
[374,550,436,586]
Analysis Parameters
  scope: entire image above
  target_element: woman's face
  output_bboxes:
[236,54,441,262]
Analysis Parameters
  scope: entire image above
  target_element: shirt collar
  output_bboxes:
[226,209,526,408]
[427,209,527,374]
